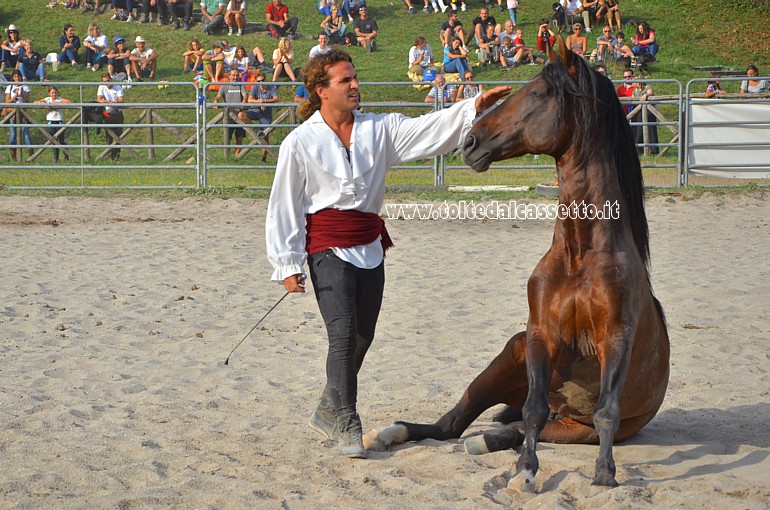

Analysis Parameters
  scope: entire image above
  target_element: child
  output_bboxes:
[705,74,726,99]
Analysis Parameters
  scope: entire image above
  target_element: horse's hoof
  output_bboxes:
[362,424,408,451]
[591,474,619,488]
[464,435,491,455]
[508,470,537,493]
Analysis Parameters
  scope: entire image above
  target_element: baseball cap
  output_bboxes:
[135,36,145,43]
[114,36,125,45]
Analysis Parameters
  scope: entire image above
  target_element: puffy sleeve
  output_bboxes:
[385,98,478,166]
[265,132,309,282]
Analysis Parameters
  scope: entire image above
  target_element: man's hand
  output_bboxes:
[283,273,306,293]
[474,86,512,115]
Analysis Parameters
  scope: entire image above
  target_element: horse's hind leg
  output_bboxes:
[364,331,529,451]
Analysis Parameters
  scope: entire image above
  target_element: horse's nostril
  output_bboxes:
[462,134,477,154]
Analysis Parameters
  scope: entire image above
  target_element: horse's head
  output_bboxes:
[463,37,595,172]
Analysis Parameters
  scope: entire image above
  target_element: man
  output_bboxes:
[213,68,247,156]
[238,71,278,162]
[139,0,169,24]
[202,41,226,82]
[353,7,378,52]
[595,25,616,63]
[265,49,510,459]
[477,23,500,65]
[471,7,499,46]
[200,0,225,35]
[309,33,333,59]
[129,36,158,80]
[440,11,467,48]
[265,0,299,39]
[497,19,516,44]
[423,73,457,104]
[96,71,125,161]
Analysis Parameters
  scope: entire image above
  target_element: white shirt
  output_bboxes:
[309,44,332,59]
[266,99,478,281]
[5,84,30,104]
[226,0,245,10]
[85,34,108,59]
[44,97,64,122]
[97,84,124,103]
[408,44,433,68]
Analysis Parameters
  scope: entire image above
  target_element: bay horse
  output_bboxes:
[363,38,669,490]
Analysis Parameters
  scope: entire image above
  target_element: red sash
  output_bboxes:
[305,208,394,256]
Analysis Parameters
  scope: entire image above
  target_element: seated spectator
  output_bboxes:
[477,24,500,65]
[265,0,298,39]
[3,70,32,160]
[499,36,516,71]
[309,33,333,59]
[247,45,270,72]
[201,0,226,35]
[182,38,204,73]
[631,21,658,60]
[58,23,81,69]
[139,0,169,24]
[496,20,516,46]
[271,37,297,81]
[294,82,309,102]
[560,0,591,32]
[340,0,366,23]
[353,7,378,52]
[318,0,334,17]
[581,0,600,33]
[443,36,470,76]
[33,86,73,164]
[202,41,226,82]
[536,18,555,56]
[407,35,434,85]
[424,74,457,104]
[230,45,250,75]
[595,25,615,63]
[565,23,587,57]
[1,25,24,74]
[220,38,237,68]
[96,71,125,161]
[238,71,278,162]
[596,0,621,32]
[167,0,194,30]
[613,31,634,61]
[513,28,541,64]
[129,36,158,80]
[110,0,136,22]
[595,63,607,76]
[740,65,770,94]
[83,23,108,71]
[213,68,247,155]
[107,36,131,81]
[616,69,635,115]
[440,11,467,49]
[321,5,347,45]
[472,7,500,46]
[225,0,246,36]
[18,40,48,82]
[705,74,726,99]
[456,70,482,100]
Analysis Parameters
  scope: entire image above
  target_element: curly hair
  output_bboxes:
[297,49,353,121]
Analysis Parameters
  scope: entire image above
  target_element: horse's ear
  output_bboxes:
[547,35,558,63]
[557,36,577,79]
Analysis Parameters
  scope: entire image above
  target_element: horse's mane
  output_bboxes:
[540,56,650,265]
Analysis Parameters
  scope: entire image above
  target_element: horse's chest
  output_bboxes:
[549,343,601,420]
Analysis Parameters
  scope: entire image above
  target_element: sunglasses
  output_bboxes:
[623,75,633,79]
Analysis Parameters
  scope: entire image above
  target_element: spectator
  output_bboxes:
[536,18,555,55]
[83,23,108,72]
[596,0,620,32]
[213,68,247,156]
[18,40,48,82]
[3,69,32,160]
[167,0,194,30]
[504,0,518,25]
[34,86,73,164]
[513,28,541,64]
[560,0,588,33]
[448,0,467,12]
[309,33,333,59]
[740,65,770,94]
[705,74,726,99]
[353,7,378,52]
[182,38,204,73]
[294,82,309,102]
[139,0,169,24]
[58,23,81,70]
[424,73,457,104]
[225,0,246,36]
[318,0,334,17]
[238,71,278,162]
[1,25,24,74]
[107,36,131,81]
[129,36,158,80]
[271,37,297,81]
[565,23,587,57]
[616,68,635,115]
[497,20,516,45]
[265,0,298,40]
[456,70,482,100]
[247,45,270,72]
[321,5,347,45]
[595,63,607,76]
[96,71,125,161]
[472,7,499,46]
[595,25,615,64]
[443,36,470,76]
[202,42,226,82]
[613,31,634,61]
[407,35,434,85]
[631,74,657,153]
[440,11,467,49]
[340,0,366,23]
[230,45,250,75]
[581,0,600,33]
[631,21,658,60]
[477,23,500,66]
[201,0,226,35]
[110,0,136,22]
[220,38,237,69]
[499,36,516,71]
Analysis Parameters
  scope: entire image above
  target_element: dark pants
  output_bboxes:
[267,17,298,38]
[309,249,384,418]
[48,121,67,163]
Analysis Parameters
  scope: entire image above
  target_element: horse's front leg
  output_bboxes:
[591,322,636,487]
[511,329,552,492]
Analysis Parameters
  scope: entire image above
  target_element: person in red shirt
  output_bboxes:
[265,0,298,39]
[616,69,635,115]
